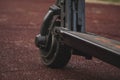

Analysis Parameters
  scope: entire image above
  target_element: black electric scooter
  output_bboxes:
[35,0,120,68]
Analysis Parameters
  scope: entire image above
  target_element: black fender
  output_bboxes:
[40,5,60,35]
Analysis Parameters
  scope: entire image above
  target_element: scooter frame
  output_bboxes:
[55,0,85,32]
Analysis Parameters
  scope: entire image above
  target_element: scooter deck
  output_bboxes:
[55,28,120,68]
[70,31,120,55]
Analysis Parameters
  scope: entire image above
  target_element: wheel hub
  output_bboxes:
[35,34,46,48]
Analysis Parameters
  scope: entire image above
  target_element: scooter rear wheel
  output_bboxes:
[39,15,71,68]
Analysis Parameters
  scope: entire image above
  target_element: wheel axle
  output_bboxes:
[35,34,46,48]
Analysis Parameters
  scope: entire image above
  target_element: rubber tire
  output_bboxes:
[42,37,71,68]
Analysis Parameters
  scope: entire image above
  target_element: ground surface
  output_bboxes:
[86,0,120,5]
[0,0,120,80]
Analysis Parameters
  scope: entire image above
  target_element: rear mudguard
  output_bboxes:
[40,5,60,35]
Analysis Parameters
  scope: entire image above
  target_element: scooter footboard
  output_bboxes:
[54,27,120,68]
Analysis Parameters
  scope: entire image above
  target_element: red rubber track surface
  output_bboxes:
[0,0,120,80]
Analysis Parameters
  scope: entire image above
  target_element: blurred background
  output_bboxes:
[0,0,120,80]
